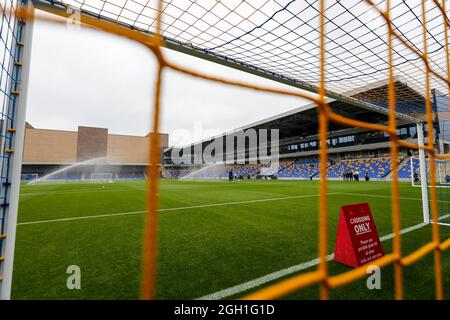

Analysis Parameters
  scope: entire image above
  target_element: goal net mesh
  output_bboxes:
[411,156,450,187]
[1,0,450,301]
[90,173,114,181]
[411,157,450,225]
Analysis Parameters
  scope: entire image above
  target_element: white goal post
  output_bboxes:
[0,0,34,300]
[410,157,450,187]
[412,123,450,226]
[90,173,114,182]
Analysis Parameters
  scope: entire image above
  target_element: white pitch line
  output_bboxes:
[16,192,433,226]
[19,188,144,196]
[17,210,146,226]
[197,214,450,300]
[16,188,447,298]
[18,185,207,196]
[19,184,201,196]
[17,193,334,226]
[196,254,333,301]
[18,181,296,196]
[334,192,450,203]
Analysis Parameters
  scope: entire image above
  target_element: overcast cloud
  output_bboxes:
[25,11,310,147]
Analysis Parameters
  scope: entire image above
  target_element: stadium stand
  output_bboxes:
[326,158,402,179]
[276,158,403,180]
[278,160,321,179]
[230,164,263,177]
[163,157,411,181]
[163,82,432,184]
[166,164,263,179]
[43,173,82,181]
[397,157,420,180]
[166,168,189,178]
[117,173,146,180]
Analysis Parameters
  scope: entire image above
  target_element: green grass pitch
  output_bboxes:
[11,179,450,299]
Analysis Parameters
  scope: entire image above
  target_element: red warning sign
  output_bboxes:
[334,202,384,267]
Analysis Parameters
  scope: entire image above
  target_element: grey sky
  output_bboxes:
[25,11,309,147]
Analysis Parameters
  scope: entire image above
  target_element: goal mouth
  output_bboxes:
[410,156,450,188]
[90,173,114,182]
[410,156,450,226]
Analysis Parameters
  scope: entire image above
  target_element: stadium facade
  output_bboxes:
[20,82,448,182]
[21,123,168,180]
[164,81,449,181]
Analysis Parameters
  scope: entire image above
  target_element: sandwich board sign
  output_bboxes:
[334,202,384,267]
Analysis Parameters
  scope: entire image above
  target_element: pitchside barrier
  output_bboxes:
[1,0,450,301]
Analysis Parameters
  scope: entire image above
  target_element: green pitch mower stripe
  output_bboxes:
[17,193,337,226]
[197,215,449,300]
[17,192,432,226]
[18,181,300,196]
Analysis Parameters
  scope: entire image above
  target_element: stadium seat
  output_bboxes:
[397,157,419,179]
[326,157,401,179]
[278,160,320,179]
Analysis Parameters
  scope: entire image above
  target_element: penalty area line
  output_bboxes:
[196,215,449,300]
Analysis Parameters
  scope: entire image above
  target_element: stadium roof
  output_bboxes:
[164,81,420,151]
[33,0,448,123]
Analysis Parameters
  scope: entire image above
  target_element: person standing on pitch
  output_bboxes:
[354,169,359,181]
[229,170,233,182]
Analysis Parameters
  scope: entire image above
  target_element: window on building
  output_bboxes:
[397,127,408,136]
[338,135,355,144]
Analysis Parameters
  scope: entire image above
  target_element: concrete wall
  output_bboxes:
[22,126,168,165]
[107,134,149,164]
[76,126,108,162]
[23,128,77,164]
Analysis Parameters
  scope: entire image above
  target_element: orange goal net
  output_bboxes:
[2,0,450,300]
